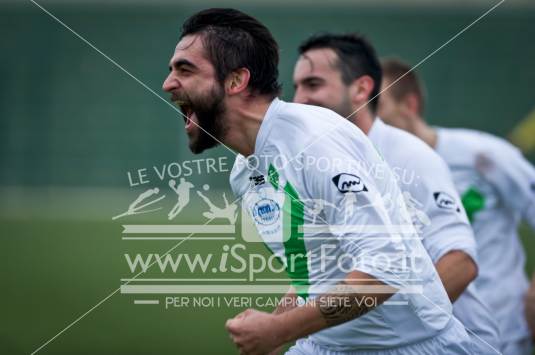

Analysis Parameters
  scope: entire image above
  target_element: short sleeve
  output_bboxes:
[477,138,535,230]
[302,146,416,288]
[403,153,478,264]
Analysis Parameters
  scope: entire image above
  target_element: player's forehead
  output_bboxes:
[293,48,340,82]
[169,34,213,71]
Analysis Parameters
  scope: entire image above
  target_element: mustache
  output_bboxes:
[170,91,191,104]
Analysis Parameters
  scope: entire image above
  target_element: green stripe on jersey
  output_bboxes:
[283,180,310,299]
[268,164,279,190]
[268,164,310,299]
[461,187,485,222]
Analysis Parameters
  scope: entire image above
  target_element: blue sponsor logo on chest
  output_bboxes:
[253,198,281,225]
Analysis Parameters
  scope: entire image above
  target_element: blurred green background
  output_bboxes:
[1,0,534,354]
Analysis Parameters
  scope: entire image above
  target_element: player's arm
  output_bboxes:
[272,286,297,315]
[276,270,395,338]
[226,270,396,354]
[435,250,477,302]
[266,287,297,355]
[405,150,479,302]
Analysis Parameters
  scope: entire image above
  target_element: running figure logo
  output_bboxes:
[168,178,195,220]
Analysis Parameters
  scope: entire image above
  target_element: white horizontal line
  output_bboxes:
[120,285,422,294]
[122,237,235,240]
[255,279,423,282]
[122,285,290,294]
[300,224,417,234]
[122,225,235,234]
[121,278,248,282]
[304,237,422,240]
[134,300,160,305]
[383,301,409,305]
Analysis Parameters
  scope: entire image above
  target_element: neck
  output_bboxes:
[347,107,375,135]
[222,96,273,156]
[409,116,437,148]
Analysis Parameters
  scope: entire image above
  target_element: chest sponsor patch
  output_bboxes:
[252,198,280,225]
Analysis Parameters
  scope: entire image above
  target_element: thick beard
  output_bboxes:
[189,84,227,154]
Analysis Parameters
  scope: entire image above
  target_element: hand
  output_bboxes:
[226,309,285,355]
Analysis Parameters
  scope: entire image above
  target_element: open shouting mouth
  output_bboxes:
[175,100,197,134]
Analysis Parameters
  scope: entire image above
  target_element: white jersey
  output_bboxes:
[436,127,535,345]
[369,119,500,352]
[230,99,457,350]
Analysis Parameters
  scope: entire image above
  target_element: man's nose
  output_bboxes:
[162,73,180,92]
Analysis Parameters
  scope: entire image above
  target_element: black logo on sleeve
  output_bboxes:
[433,192,461,212]
[332,173,368,193]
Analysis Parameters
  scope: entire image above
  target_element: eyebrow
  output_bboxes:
[169,59,198,71]
[301,76,325,84]
[294,76,325,90]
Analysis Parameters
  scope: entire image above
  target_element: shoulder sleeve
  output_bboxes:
[478,137,535,230]
[229,155,252,199]
[302,142,416,287]
[402,151,478,264]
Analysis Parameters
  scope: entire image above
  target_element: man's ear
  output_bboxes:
[225,68,251,95]
[349,75,375,107]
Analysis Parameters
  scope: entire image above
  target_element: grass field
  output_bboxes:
[1,189,534,355]
[1,188,290,354]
